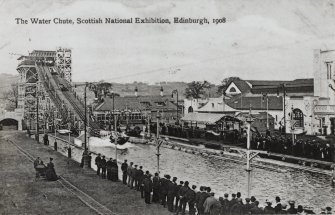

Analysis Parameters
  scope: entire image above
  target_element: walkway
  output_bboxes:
[0,131,171,215]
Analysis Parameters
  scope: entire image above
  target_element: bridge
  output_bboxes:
[16,48,100,136]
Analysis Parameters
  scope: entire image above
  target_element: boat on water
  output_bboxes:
[108,131,130,145]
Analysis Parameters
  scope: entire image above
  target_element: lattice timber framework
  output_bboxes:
[56,48,72,83]
[16,48,100,136]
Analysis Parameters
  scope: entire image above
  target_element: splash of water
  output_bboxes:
[88,136,135,149]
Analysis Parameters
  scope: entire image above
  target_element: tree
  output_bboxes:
[95,82,113,99]
[217,77,241,94]
[184,81,211,99]
[3,83,18,111]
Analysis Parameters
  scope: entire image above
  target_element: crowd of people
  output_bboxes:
[250,134,333,162]
[157,124,334,163]
[91,154,333,215]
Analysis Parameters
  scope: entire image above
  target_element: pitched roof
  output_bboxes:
[227,95,283,110]
[228,80,251,94]
[95,95,177,112]
[236,112,274,120]
[197,97,236,113]
[181,113,224,124]
[95,97,147,112]
[247,79,314,94]
[246,80,291,87]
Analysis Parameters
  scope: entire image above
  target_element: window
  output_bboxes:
[212,103,214,108]
[326,62,333,80]
[229,87,237,93]
[292,108,304,128]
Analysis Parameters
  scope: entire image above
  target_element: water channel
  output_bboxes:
[53,135,335,212]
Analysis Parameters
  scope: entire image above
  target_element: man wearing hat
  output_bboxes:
[243,197,252,214]
[286,200,297,214]
[185,185,196,215]
[121,159,128,185]
[152,172,160,203]
[264,200,275,214]
[167,176,176,212]
[95,153,102,175]
[100,155,107,179]
[142,173,153,204]
[127,162,133,187]
[326,207,332,214]
[160,174,170,208]
[274,196,282,213]
[249,201,263,215]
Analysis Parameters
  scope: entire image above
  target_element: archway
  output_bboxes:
[0,118,18,130]
[292,108,304,127]
[188,106,194,113]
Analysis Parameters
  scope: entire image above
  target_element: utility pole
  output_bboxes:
[245,110,256,198]
[112,92,118,161]
[172,90,179,123]
[278,84,286,135]
[156,111,161,174]
[84,84,87,151]
[36,89,40,143]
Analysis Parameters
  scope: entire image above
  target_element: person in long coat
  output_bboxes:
[106,158,113,180]
[101,156,107,179]
[121,160,128,185]
[45,158,58,181]
[143,174,153,204]
[152,172,160,203]
[111,159,119,181]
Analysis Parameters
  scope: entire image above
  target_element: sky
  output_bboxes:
[0,0,335,84]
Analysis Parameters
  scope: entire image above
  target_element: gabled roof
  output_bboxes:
[197,97,236,113]
[227,80,251,94]
[181,113,221,124]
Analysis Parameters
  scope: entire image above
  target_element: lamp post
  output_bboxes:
[171,89,179,123]
[36,90,40,143]
[79,82,97,169]
[156,111,161,173]
[245,114,254,198]
[53,109,58,151]
[112,91,118,161]
[277,84,286,135]
[290,105,295,146]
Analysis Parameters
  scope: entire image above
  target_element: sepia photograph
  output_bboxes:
[0,0,334,214]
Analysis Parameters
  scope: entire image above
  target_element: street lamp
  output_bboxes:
[245,113,254,198]
[111,91,118,160]
[53,109,58,150]
[74,82,98,169]
[156,111,161,173]
[35,87,44,143]
[171,89,179,123]
[277,84,286,135]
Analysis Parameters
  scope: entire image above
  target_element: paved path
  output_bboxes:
[0,131,172,215]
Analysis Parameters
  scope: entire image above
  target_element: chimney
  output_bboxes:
[135,86,138,97]
[160,86,164,97]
